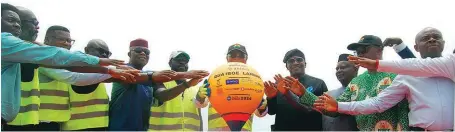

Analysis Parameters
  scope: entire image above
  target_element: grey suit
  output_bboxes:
[322,87,359,131]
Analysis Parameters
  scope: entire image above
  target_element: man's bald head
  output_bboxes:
[16,6,35,19]
[414,27,445,58]
[415,27,442,44]
[85,39,111,58]
[16,6,39,41]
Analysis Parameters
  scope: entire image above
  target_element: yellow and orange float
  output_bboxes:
[208,62,264,131]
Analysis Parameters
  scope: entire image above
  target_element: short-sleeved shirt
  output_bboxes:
[108,70,163,131]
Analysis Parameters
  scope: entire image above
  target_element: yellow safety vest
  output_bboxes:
[38,74,71,122]
[62,83,109,130]
[208,105,253,131]
[149,81,202,131]
[8,69,40,125]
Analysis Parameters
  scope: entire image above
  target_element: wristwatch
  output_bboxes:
[147,72,154,81]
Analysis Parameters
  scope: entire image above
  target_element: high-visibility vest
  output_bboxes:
[208,105,253,131]
[7,69,40,125]
[62,83,109,130]
[38,74,71,122]
[149,81,202,131]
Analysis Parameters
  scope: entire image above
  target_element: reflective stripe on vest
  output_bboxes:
[8,69,40,125]
[149,81,202,131]
[208,105,253,131]
[38,70,71,122]
[62,83,109,130]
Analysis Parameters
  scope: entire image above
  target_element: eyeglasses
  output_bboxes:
[287,57,304,64]
[227,52,246,59]
[131,48,150,55]
[51,36,75,45]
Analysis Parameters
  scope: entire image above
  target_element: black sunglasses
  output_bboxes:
[287,57,304,64]
[131,48,150,55]
[95,47,112,58]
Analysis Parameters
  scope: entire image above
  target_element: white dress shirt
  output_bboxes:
[39,67,112,86]
[338,75,454,131]
[378,54,455,82]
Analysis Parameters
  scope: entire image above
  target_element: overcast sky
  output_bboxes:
[4,0,455,131]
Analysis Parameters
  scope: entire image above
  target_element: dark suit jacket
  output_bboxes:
[397,44,416,59]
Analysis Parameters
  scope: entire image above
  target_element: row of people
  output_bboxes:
[261,28,454,131]
[3,2,455,131]
[1,3,207,131]
[1,3,267,131]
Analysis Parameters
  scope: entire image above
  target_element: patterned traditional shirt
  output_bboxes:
[300,71,409,131]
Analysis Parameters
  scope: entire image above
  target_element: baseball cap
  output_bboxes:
[169,50,190,61]
[283,49,305,63]
[347,35,383,51]
[338,53,352,62]
[227,43,248,55]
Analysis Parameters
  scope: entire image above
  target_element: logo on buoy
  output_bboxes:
[226,79,239,85]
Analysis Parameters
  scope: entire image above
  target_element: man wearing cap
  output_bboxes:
[108,38,209,131]
[314,27,454,131]
[149,50,208,131]
[263,48,328,131]
[321,54,359,131]
[194,44,268,131]
[298,35,409,131]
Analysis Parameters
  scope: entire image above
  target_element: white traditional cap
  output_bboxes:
[169,50,190,61]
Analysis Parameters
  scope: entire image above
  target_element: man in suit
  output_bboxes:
[322,54,359,131]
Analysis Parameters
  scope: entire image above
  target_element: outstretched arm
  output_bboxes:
[299,84,354,117]
[2,33,99,66]
[378,54,455,81]
[39,67,111,86]
[337,76,407,115]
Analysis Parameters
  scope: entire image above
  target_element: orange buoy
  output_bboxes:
[208,62,264,131]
